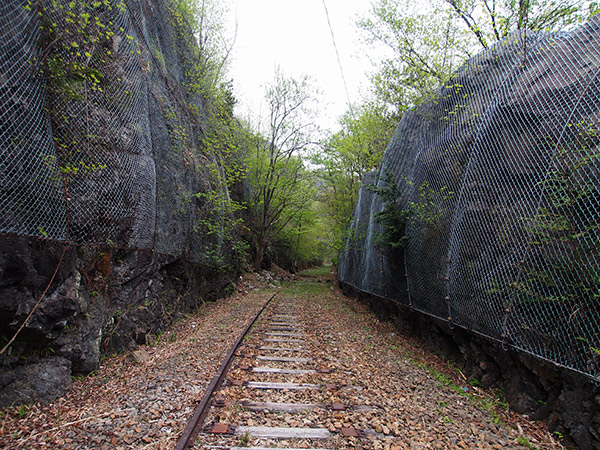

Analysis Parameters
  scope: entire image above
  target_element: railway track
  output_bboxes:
[0,271,562,449]
[175,289,386,450]
[174,278,561,450]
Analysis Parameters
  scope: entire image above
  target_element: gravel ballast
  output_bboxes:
[1,269,564,449]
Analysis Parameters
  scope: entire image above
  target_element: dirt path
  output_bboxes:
[1,268,562,449]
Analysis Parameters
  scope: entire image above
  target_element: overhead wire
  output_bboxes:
[320,0,354,117]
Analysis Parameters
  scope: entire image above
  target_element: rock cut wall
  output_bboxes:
[0,0,242,405]
[339,18,600,449]
[0,0,240,259]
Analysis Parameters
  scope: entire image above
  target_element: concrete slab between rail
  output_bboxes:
[264,338,304,344]
[205,448,334,450]
[264,332,303,337]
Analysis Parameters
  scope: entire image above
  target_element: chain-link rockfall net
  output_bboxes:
[339,17,600,382]
[0,0,237,267]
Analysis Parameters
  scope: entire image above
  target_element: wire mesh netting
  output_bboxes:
[0,0,237,266]
[0,3,67,240]
[1,0,155,247]
[339,18,600,382]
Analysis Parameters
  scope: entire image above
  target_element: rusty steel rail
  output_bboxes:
[173,290,279,450]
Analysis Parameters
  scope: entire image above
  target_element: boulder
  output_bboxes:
[0,357,72,406]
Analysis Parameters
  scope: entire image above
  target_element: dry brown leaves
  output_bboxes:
[196,274,565,450]
[0,273,277,450]
[1,269,564,450]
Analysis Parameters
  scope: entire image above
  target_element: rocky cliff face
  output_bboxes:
[0,0,242,405]
[339,19,600,449]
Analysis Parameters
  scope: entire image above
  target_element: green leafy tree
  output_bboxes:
[170,0,235,93]
[367,170,411,259]
[359,0,468,117]
[193,82,251,268]
[367,171,454,261]
[271,200,327,270]
[443,0,594,47]
[359,0,598,115]
[313,101,394,261]
[246,70,320,270]
[169,0,250,268]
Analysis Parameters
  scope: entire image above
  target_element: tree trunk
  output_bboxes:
[254,239,266,271]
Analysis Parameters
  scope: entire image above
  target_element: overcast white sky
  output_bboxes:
[223,0,377,133]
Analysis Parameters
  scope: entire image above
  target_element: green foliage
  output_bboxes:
[34,0,120,184]
[37,226,49,238]
[413,359,509,427]
[553,430,565,440]
[167,0,251,270]
[517,435,540,450]
[368,170,453,258]
[247,134,320,269]
[245,69,323,270]
[237,431,251,447]
[443,0,593,41]
[196,90,249,270]
[282,279,330,296]
[313,101,394,261]
[408,180,454,227]
[169,0,233,94]
[358,0,595,114]
[359,0,468,115]
[500,124,600,369]
[368,170,411,258]
[516,123,600,307]
[149,331,164,347]
[299,264,333,277]
[270,200,327,270]
[36,0,120,100]
[194,181,249,268]
[17,405,29,418]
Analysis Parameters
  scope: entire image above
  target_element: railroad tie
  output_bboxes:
[241,401,321,412]
[267,325,298,330]
[251,367,315,374]
[245,381,320,390]
[264,332,303,337]
[256,355,311,363]
[258,346,304,352]
[263,337,304,344]
[235,426,333,439]
[189,295,371,450]
[213,448,333,450]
